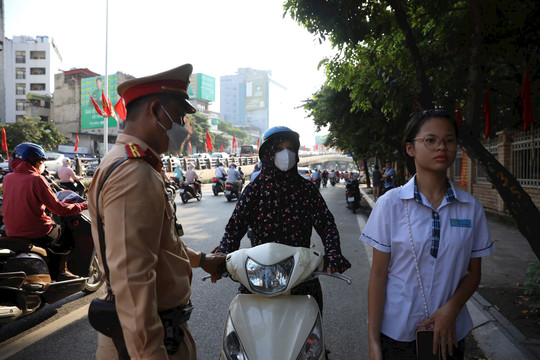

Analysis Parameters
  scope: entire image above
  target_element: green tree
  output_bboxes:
[218,120,250,145]
[2,120,67,153]
[183,113,212,154]
[285,0,540,259]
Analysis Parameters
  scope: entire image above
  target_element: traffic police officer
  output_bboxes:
[88,64,225,360]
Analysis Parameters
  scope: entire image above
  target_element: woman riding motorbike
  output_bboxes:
[2,142,88,280]
[216,126,351,311]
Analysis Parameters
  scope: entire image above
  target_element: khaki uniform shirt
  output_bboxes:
[88,134,201,360]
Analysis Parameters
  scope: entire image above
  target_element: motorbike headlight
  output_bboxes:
[296,315,324,360]
[223,315,248,360]
[246,256,294,295]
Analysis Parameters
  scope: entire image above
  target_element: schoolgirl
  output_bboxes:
[360,109,495,359]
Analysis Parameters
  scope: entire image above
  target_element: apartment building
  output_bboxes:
[220,68,271,138]
[3,35,60,123]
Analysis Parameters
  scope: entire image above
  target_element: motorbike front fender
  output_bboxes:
[225,294,322,359]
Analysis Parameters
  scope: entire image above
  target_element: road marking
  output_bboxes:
[0,304,90,360]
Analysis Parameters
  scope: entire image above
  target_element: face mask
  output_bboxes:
[274,149,297,172]
[157,105,189,152]
[38,163,45,174]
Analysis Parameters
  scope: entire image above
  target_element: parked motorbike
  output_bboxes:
[345,178,362,213]
[205,243,351,360]
[225,181,243,202]
[212,176,227,196]
[179,180,202,203]
[0,191,104,324]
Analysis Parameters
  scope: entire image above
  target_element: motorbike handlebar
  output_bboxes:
[312,271,352,285]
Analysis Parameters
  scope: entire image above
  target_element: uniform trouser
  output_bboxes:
[96,322,197,360]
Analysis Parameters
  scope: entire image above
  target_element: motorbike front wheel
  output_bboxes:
[83,255,105,294]
[196,191,202,201]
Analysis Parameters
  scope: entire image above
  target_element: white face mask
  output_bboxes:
[157,105,189,153]
[38,163,45,174]
[274,149,297,172]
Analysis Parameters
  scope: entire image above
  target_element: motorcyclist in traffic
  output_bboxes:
[226,163,242,188]
[2,142,88,280]
[185,163,201,195]
[215,162,227,181]
[216,126,351,311]
[58,157,84,194]
[172,164,184,186]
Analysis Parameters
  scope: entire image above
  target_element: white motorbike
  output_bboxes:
[205,242,351,360]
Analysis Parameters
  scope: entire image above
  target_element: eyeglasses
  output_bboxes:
[161,105,186,126]
[412,135,458,151]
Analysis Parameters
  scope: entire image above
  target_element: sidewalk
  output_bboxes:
[358,186,539,360]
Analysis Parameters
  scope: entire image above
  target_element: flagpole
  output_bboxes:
[103,0,109,155]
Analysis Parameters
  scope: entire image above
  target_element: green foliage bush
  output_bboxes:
[524,261,540,304]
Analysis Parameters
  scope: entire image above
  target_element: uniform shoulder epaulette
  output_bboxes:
[125,144,145,159]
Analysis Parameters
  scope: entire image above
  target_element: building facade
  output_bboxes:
[220,68,270,138]
[53,69,133,156]
[3,35,60,123]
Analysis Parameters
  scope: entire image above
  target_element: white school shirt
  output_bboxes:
[360,175,494,342]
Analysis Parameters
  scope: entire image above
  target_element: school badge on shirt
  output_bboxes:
[450,218,472,228]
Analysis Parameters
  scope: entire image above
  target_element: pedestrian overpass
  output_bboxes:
[298,154,355,171]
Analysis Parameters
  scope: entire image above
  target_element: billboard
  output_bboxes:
[81,74,119,130]
[245,73,267,111]
[189,73,215,102]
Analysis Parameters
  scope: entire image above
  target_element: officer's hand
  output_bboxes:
[201,252,227,283]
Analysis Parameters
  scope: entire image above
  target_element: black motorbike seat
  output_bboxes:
[0,237,48,258]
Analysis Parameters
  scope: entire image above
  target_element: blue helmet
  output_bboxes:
[12,142,47,161]
[259,126,300,158]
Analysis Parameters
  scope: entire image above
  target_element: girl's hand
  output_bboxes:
[368,339,383,360]
[416,302,459,360]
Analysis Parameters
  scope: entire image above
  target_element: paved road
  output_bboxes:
[0,181,371,359]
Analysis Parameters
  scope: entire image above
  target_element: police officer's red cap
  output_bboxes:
[117,64,197,114]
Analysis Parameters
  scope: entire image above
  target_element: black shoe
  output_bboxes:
[57,271,80,281]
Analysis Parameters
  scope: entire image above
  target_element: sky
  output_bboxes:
[4,0,333,146]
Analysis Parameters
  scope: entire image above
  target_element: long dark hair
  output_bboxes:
[402,109,458,175]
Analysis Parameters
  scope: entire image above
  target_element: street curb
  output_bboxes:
[358,186,537,360]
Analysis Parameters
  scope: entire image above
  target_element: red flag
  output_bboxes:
[522,68,533,131]
[188,141,192,153]
[257,138,260,148]
[114,97,127,121]
[1,127,7,152]
[483,91,491,139]
[89,93,104,116]
[101,91,113,118]
[304,145,306,151]
[74,134,79,152]
[232,136,236,151]
[456,107,463,126]
[220,143,223,152]
[206,131,214,151]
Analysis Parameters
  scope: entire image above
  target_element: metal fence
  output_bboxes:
[511,128,540,188]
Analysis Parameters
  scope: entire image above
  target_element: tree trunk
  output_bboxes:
[363,159,371,187]
[388,0,435,107]
[459,124,540,260]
